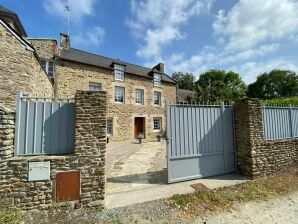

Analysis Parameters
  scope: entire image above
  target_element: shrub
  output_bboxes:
[261,97,298,106]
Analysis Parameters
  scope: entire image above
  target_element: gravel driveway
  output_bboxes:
[195,192,298,224]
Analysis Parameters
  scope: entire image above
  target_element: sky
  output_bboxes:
[2,0,298,84]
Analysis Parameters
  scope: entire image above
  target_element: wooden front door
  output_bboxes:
[134,117,145,138]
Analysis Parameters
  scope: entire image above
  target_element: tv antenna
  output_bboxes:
[64,3,72,36]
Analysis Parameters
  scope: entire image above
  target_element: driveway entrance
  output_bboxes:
[106,140,167,194]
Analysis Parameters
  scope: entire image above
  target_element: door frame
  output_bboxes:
[134,117,146,139]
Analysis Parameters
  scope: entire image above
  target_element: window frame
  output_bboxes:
[114,64,125,81]
[154,91,161,106]
[114,86,125,103]
[153,73,161,87]
[88,82,102,92]
[153,117,162,131]
[135,89,144,105]
[41,59,54,77]
[107,118,113,136]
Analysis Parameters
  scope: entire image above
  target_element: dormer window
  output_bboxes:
[114,64,125,81]
[41,59,54,77]
[153,73,161,87]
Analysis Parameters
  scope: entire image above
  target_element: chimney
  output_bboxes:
[60,33,70,50]
[154,63,164,73]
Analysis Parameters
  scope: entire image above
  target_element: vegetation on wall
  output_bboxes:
[261,97,298,106]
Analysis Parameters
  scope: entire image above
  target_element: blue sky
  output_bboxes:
[2,0,298,83]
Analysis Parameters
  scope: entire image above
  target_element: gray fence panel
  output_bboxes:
[15,92,75,155]
[167,104,235,183]
[262,105,298,140]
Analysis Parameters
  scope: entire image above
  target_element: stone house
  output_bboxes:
[0,6,53,109]
[29,34,177,141]
[0,6,177,142]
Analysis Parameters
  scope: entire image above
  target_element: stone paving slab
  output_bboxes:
[106,140,167,194]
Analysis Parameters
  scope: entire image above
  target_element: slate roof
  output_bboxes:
[57,48,177,84]
[0,5,27,36]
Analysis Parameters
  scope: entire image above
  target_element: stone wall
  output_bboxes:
[234,98,298,178]
[0,23,53,110]
[55,60,177,141]
[29,39,57,60]
[0,91,107,210]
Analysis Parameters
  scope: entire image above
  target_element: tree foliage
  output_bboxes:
[172,72,196,91]
[195,70,247,104]
[247,70,298,99]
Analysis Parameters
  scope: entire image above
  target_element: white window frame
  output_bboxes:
[114,64,125,81]
[153,117,162,131]
[89,82,102,92]
[153,73,161,87]
[115,86,125,103]
[107,118,113,136]
[154,91,161,106]
[135,89,144,105]
[41,59,54,77]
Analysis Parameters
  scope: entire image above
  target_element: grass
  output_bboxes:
[0,206,21,224]
[168,164,298,217]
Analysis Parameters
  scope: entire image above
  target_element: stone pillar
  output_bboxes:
[0,106,15,205]
[234,98,263,178]
[74,91,107,207]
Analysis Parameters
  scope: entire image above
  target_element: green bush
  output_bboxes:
[261,97,298,106]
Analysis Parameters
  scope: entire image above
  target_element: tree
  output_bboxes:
[196,70,247,104]
[247,70,298,99]
[172,72,196,91]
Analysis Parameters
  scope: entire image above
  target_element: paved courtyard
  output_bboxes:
[106,140,167,194]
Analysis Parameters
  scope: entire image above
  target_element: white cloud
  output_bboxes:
[43,0,96,22]
[213,0,298,51]
[229,59,298,83]
[127,0,214,59]
[72,26,105,46]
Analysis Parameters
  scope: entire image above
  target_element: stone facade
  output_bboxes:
[0,91,107,210]
[29,39,57,60]
[234,98,298,178]
[0,23,53,110]
[54,60,177,141]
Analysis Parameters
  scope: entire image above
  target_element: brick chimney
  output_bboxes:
[60,33,70,50]
[154,63,164,73]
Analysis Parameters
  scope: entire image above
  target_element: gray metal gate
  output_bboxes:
[14,92,75,155]
[166,103,236,183]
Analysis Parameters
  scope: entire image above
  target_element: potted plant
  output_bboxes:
[156,133,162,142]
[137,133,144,144]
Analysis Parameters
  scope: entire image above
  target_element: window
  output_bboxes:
[89,83,102,92]
[153,73,161,87]
[114,64,125,81]
[153,117,162,131]
[41,60,54,77]
[154,91,161,105]
[135,89,144,104]
[115,86,125,103]
[107,118,113,135]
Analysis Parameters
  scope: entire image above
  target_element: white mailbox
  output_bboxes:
[28,162,50,181]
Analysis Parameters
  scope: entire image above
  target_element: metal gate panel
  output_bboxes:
[167,103,236,183]
[14,92,75,155]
